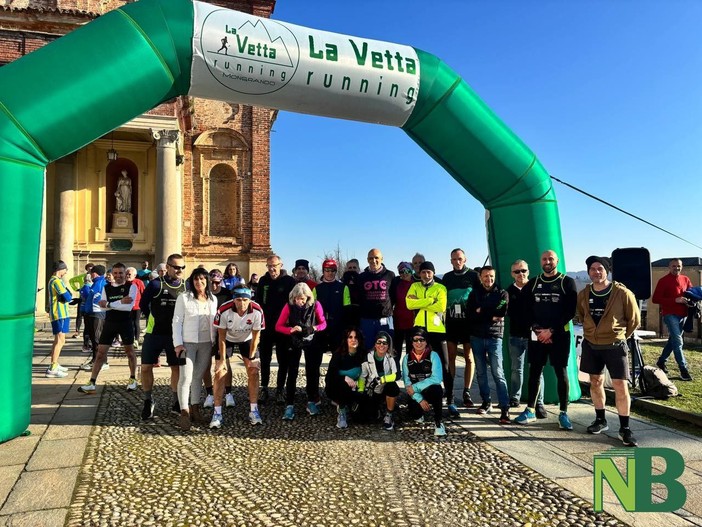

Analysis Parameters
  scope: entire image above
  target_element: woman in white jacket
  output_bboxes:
[357,331,400,431]
[172,267,217,431]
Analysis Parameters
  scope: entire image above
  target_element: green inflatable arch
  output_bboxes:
[0,0,580,443]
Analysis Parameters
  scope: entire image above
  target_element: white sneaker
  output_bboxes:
[225,393,236,408]
[203,394,214,408]
[101,363,110,371]
[80,360,94,371]
[126,379,138,391]
[56,364,69,372]
[81,346,92,354]
[45,368,67,378]
[209,412,223,429]
[78,383,96,394]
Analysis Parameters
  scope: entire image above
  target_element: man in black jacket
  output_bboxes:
[506,259,545,415]
[257,254,296,402]
[467,266,510,423]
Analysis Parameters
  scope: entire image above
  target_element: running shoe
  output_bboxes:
[680,368,693,381]
[225,393,236,408]
[336,408,348,429]
[80,360,94,371]
[203,394,214,408]
[101,363,110,371]
[462,389,474,408]
[619,427,638,447]
[78,382,96,394]
[434,423,447,437]
[383,412,394,431]
[587,419,609,434]
[141,399,155,420]
[45,368,67,378]
[209,412,223,429]
[126,378,138,391]
[514,408,536,425]
[81,345,92,354]
[282,405,295,421]
[499,408,510,424]
[477,401,492,415]
[249,409,263,425]
[558,411,573,430]
[509,398,520,408]
[447,404,460,418]
[414,415,425,424]
[306,401,321,416]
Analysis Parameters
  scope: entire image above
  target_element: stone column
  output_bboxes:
[53,154,75,273]
[151,129,182,264]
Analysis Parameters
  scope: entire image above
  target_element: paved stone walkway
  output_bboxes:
[2,331,702,526]
[64,376,626,527]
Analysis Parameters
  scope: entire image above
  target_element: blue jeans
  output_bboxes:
[659,314,687,369]
[471,336,509,409]
[509,337,544,405]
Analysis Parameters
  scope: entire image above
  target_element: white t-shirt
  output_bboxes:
[213,300,265,343]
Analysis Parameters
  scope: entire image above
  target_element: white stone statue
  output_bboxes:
[115,170,132,213]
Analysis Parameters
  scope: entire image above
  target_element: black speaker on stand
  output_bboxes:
[611,247,651,301]
[611,247,651,388]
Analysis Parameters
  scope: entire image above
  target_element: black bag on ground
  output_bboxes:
[641,365,679,399]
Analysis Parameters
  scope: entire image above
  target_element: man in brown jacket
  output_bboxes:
[576,255,640,447]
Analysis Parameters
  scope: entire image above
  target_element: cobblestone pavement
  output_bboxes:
[65,372,627,527]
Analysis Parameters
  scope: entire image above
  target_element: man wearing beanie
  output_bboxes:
[293,259,317,290]
[515,250,578,430]
[577,256,641,447]
[407,261,458,417]
[46,260,74,378]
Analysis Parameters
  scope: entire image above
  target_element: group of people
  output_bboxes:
[45,247,696,447]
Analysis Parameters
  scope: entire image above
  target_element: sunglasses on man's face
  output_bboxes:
[168,264,186,271]
[512,269,527,274]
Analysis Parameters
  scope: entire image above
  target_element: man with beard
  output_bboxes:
[515,250,577,430]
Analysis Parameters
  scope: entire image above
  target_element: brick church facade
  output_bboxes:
[0,0,275,311]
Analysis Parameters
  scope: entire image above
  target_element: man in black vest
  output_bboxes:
[139,253,187,419]
[78,262,138,394]
[514,250,577,430]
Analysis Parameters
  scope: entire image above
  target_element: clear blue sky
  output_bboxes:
[268,0,702,275]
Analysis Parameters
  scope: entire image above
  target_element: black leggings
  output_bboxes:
[427,332,453,404]
[407,384,444,425]
[304,344,324,403]
[283,347,304,405]
[325,376,363,410]
[527,334,570,411]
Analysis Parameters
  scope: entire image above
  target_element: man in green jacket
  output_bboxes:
[576,255,640,447]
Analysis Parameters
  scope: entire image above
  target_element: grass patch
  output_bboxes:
[636,339,702,415]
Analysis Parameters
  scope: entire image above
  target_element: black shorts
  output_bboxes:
[98,318,134,346]
[527,331,571,369]
[141,333,178,366]
[224,340,259,361]
[445,318,471,344]
[580,340,630,380]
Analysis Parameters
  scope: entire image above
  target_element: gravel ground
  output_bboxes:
[66,372,628,527]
